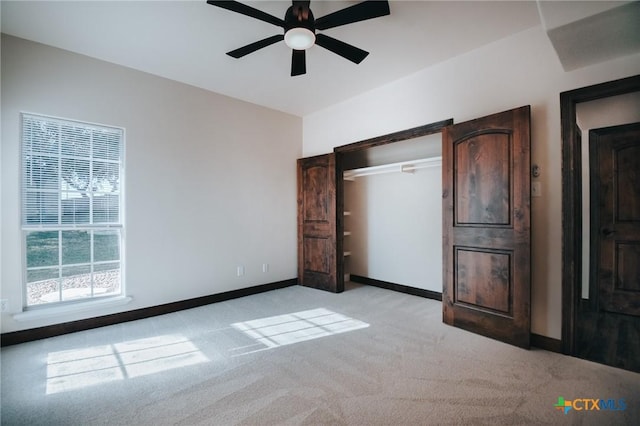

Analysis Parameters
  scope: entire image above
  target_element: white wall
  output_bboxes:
[303,26,640,339]
[348,165,442,293]
[1,35,301,333]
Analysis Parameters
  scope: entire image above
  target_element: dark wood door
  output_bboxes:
[442,106,531,348]
[297,153,341,292]
[576,122,640,372]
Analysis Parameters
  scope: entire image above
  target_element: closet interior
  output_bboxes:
[339,132,444,295]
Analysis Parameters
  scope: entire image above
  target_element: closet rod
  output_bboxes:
[343,156,442,179]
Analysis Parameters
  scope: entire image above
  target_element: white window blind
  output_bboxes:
[21,113,124,307]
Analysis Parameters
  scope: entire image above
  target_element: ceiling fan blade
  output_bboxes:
[315,1,390,31]
[207,1,286,28]
[314,34,369,64]
[227,35,284,58]
[291,49,306,76]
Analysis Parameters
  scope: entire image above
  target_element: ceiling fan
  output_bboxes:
[207,0,390,76]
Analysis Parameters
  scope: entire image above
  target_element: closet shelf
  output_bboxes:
[343,156,442,179]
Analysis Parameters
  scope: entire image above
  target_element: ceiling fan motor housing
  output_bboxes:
[285,3,315,33]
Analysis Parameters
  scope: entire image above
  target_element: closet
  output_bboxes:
[299,106,532,349]
[341,134,444,296]
[297,119,452,294]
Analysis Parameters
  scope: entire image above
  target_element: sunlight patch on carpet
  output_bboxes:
[231,308,369,354]
[46,334,208,394]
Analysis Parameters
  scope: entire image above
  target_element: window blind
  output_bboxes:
[22,114,123,228]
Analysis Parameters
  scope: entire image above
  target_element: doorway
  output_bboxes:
[561,74,640,372]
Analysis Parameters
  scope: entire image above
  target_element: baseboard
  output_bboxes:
[530,333,562,353]
[3,278,563,353]
[350,275,443,301]
[1,278,297,347]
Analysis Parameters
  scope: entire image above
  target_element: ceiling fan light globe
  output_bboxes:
[284,27,315,50]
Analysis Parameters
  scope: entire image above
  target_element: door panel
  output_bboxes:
[455,131,511,225]
[443,106,531,349]
[297,154,339,292]
[303,166,330,221]
[303,238,331,273]
[578,122,640,372]
[455,248,512,315]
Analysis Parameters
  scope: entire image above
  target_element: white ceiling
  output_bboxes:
[2,1,637,116]
[542,1,640,71]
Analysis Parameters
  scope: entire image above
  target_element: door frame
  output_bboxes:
[333,119,453,291]
[560,74,640,355]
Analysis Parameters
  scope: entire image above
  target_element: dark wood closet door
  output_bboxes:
[577,122,640,372]
[297,153,340,292]
[442,106,531,348]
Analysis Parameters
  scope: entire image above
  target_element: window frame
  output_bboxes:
[20,112,126,310]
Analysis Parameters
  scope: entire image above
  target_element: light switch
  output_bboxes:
[532,182,542,198]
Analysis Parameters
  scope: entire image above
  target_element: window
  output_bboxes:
[21,113,124,307]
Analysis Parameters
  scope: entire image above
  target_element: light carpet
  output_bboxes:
[1,283,638,425]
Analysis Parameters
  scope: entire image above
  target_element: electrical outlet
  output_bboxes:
[1,299,8,312]
[262,263,269,273]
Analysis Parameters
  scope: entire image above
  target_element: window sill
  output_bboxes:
[12,296,133,322]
